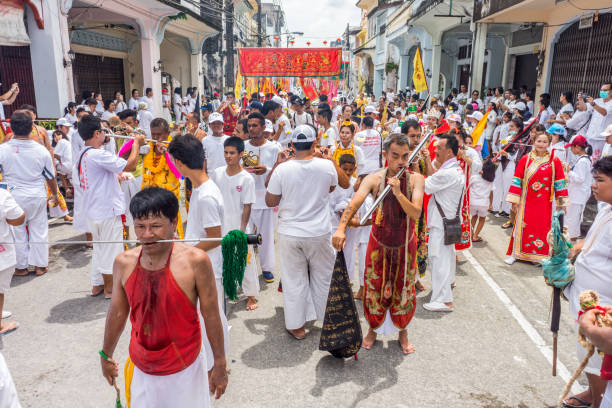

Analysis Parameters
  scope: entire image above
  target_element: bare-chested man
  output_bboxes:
[332,133,424,354]
[100,187,227,407]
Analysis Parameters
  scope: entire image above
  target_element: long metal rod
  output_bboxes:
[0,234,262,246]
[102,129,170,144]
[359,132,433,225]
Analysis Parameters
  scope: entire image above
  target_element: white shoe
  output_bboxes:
[2,311,11,319]
[423,302,453,312]
[504,256,516,265]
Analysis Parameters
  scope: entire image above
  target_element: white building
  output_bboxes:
[0,0,222,118]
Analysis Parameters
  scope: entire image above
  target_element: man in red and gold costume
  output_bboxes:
[333,133,424,355]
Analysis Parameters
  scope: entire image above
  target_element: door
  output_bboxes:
[72,53,125,102]
[512,54,537,94]
[0,46,35,117]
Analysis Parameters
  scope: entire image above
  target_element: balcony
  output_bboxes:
[473,0,525,22]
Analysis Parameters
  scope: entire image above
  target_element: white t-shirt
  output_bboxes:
[115,101,128,113]
[0,139,54,199]
[331,105,342,123]
[128,97,139,111]
[72,147,127,221]
[202,134,230,175]
[292,111,314,127]
[101,111,115,122]
[319,126,338,147]
[586,98,612,142]
[141,96,154,113]
[469,174,494,207]
[137,110,153,137]
[244,140,281,209]
[559,103,574,115]
[275,114,292,147]
[354,129,382,174]
[184,180,224,278]
[64,112,77,125]
[267,158,337,237]
[0,189,24,269]
[539,106,556,125]
[568,155,592,205]
[211,167,256,234]
[54,138,72,173]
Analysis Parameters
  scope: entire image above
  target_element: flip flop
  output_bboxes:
[91,290,103,297]
[13,269,30,277]
[0,322,19,336]
[472,237,484,242]
[501,221,513,229]
[35,268,47,276]
[562,396,591,408]
[286,329,306,340]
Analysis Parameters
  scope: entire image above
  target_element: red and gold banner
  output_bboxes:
[238,48,341,78]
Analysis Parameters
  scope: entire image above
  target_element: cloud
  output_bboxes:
[282,0,362,47]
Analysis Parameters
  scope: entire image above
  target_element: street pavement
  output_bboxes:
[4,213,587,407]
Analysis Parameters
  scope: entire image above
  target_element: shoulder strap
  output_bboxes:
[433,184,464,220]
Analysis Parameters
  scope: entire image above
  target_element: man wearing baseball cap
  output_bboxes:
[364,105,380,128]
[202,112,229,175]
[265,125,346,340]
[56,118,74,140]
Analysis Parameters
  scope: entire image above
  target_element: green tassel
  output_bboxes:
[221,230,248,300]
[542,211,574,288]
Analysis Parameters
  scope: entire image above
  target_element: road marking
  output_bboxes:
[463,250,584,395]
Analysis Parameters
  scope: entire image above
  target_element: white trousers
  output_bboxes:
[241,247,260,297]
[278,233,335,330]
[566,203,585,239]
[130,351,209,408]
[250,208,276,272]
[0,353,20,408]
[358,242,368,286]
[603,382,612,408]
[492,161,514,214]
[11,196,48,269]
[341,228,359,282]
[428,226,456,304]
[120,175,142,227]
[87,216,124,286]
[200,277,230,372]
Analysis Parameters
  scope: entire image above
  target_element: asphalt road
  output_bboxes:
[3,213,586,408]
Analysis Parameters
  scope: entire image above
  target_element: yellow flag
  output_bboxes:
[412,47,428,93]
[235,71,243,100]
[471,109,491,149]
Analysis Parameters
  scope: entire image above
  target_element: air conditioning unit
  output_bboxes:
[579,14,594,30]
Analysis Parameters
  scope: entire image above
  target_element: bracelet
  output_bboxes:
[99,349,111,360]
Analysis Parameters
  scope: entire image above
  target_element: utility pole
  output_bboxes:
[225,0,235,89]
[256,0,263,47]
[345,23,350,89]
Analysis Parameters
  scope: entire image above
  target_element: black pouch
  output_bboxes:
[434,188,464,245]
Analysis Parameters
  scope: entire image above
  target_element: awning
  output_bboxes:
[0,0,30,46]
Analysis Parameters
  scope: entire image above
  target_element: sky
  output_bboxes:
[281,0,363,47]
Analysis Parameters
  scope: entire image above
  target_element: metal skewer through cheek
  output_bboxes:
[0,234,262,246]
[102,128,170,145]
[359,132,433,225]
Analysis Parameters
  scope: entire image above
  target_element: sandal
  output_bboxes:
[562,395,591,408]
[501,221,513,229]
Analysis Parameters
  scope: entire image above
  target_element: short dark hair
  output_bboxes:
[293,141,314,151]
[247,112,265,126]
[85,98,97,106]
[401,119,420,134]
[168,134,205,170]
[339,154,356,166]
[224,136,245,153]
[9,112,33,136]
[76,107,87,115]
[383,133,410,152]
[18,104,37,115]
[77,115,102,141]
[362,116,374,128]
[319,94,328,102]
[130,187,179,222]
[150,118,169,134]
[104,99,114,110]
[117,109,137,121]
[437,133,459,155]
[593,156,612,179]
[132,88,139,96]
[262,101,280,116]
[145,88,152,94]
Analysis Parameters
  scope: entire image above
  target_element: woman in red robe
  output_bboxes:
[505,132,568,264]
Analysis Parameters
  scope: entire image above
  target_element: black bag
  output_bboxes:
[433,188,464,246]
[319,251,362,359]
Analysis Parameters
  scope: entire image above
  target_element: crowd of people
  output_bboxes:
[0,79,611,407]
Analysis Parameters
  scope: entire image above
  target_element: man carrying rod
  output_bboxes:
[332,133,425,354]
[100,187,227,407]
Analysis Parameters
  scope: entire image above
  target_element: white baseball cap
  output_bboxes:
[271,95,284,106]
[514,101,527,111]
[291,124,317,143]
[264,119,274,133]
[56,118,73,127]
[364,105,378,114]
[467,111,484,121]
[448,113,461,123]
[601,124,612,137]
[209,112,224,123]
